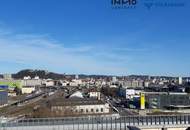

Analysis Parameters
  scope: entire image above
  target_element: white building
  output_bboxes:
[110,85,117,88]
[89,91,101,100]
[144,81,149,87]
[61,81,69,86]
[75,75,79,79]
[21,79,42,87]
[69,79,82,86]
[21,86,35,94]
[3,74,12,80]
[23,76,31,80]
[178,77,183,85]
[119,88,141,99]
[43,79,55,87]
[50,98,110,115]
[34,76,40,80]
[112,77,117,83]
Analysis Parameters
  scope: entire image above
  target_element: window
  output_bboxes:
[81,109,84,113]
[101,108,103,112]
[91,108,94,112]
[86,109,88,113]
[96,109,99,112]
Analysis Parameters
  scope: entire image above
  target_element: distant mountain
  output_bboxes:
[11,69,114,80]
[11,69,185,80]
[12,69,66,80]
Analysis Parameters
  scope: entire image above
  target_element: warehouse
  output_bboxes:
[49,98,110,116]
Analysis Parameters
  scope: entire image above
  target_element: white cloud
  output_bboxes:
[0,30,128,75]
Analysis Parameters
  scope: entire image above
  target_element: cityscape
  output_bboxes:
[0,0,190,130]
[1,69,190,130]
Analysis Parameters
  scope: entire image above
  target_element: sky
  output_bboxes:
[0,0,189,76]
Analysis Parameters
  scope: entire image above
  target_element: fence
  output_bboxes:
[1,114,190,130]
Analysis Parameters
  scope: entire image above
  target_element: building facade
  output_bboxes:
[145,92,190,109]
[50,98,110,116]
[0,85,8,106]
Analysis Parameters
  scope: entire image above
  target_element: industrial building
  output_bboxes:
[49,98,110,116]
[0,85,8,106]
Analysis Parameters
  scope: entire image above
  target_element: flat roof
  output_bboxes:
[143,92,188,95]
[49,98,105,106]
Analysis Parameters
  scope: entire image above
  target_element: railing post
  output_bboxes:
[106,117,108,130]
[180,115,182,124]
[146,116,148,125]
[184,115,187,124]
[115,116,116,130]
[129,116,131,126]
[142,116,144,126]
[78,117,79,130]
[124,116,126,130]
[119,116,121,130]
[111,117,112,130]
[172,116,174,125]
[163,115,166,125]
[137,116,139,125]
[101,116,103,130]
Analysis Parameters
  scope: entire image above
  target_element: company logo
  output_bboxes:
[143,0,185,10]
[111,0,137,9]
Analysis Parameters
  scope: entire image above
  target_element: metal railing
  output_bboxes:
[1,114,190,130]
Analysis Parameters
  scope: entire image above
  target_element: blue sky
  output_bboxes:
[0,0,189,76]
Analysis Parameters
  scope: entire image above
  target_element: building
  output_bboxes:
[3,74,12,80]
[22,79,42,87]
[49,98,110,116]
[119,88,141,99]
[43,79,55,87]
[178,77,183,85]
[89,91,101,100]
[69,79,82,86]
[145,92,190,109]
[21,86,35,94]
[122,80,144,88]
[112,77,117,83]
[24,76,31,80]
[0,85,8,106]
[75,75,79,79]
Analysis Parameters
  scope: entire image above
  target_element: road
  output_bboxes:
[106,96,138,116]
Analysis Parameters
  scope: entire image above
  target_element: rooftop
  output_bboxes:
[49,98,105,106]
